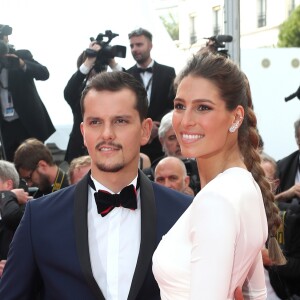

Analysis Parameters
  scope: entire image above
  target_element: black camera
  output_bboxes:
[0,24,12,38]
[285,85,300,102]
[85,30,126,72]
[0,40,19,69]
[0,24,19,70]
[204,35,233,57]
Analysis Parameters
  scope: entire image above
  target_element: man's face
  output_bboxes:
[129,35,152,64]
[80,88,151,177]
[154,158,189,193]
[70,165,90,185]
[19,166,52,191]
[161,127,183,158]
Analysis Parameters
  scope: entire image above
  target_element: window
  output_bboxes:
[212,6,221,36]
[257,0,266,28]
[190,14,197,45]
[288,0,295,16]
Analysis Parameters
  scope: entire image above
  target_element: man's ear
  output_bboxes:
[185,175,190,189]
[141,118,153,146]
[80,122,87,147]
[4,179,14,190]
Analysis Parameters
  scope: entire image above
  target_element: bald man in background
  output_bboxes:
[154,156,194,196]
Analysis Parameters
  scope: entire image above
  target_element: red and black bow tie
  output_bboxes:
[94,185,137,217]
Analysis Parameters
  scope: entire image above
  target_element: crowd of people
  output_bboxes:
[0,23,299,300]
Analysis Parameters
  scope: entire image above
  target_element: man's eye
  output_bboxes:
[90,120,100,125]
[168,135,177,141]
[115,119,127,124]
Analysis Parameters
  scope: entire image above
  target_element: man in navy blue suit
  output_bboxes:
[0,71,192,299]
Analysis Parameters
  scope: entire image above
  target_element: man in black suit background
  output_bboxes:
[127,28,176,163]
[276,117,300,210]
[0,24,55,161]
[64,39,122,164]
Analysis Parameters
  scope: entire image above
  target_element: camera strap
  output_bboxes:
[52,168,66,193]
[141,75,152,105]
[145,76,153,93]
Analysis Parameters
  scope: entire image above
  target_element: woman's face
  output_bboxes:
[172,75,239,160]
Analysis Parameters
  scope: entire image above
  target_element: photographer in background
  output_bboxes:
[0,24,55,162]
[64,34,124,164]
[0,160,32,275]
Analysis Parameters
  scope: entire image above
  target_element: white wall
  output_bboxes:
[241,48,300,160]
[0,0,186,150]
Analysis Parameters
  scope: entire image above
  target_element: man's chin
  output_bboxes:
[134,57,144,64]
[96,163,124,173]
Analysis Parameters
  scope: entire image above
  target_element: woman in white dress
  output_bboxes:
[152,51,286,300]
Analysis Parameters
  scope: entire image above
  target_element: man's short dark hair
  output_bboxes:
[80,71,148,121]
[14,138,54,171]
[128,28,152,42]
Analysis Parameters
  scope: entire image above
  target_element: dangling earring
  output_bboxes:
[229,122,239,133]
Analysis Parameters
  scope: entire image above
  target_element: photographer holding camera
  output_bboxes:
[64,31,125,163]
[0,24,55,162]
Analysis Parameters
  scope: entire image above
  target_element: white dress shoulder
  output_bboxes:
[152,168,268,300]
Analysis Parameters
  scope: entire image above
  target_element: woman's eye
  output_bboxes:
[198,105,211,111]
[174,103,185,110]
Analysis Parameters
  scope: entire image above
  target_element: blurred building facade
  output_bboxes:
[154,0,300,53]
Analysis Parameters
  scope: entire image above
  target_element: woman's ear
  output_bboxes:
[229,106,244,133]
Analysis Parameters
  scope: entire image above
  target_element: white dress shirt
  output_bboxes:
[137,60,154,104]
[88,175,141,300]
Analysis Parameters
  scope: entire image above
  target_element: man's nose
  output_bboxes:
[164,179,173,189]
[102,124,115,140]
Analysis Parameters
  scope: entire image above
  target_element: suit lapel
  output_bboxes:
[148,61,160,117]
[150,61,159,99]
[74,174,105,300]
[127,170,157,300]
[132,65,144,84]
[74,172,156,300]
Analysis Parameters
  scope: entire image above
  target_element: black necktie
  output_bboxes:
[94,185,137,217]
[137,67,152,73]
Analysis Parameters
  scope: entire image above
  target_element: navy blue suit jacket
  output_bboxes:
[0,171,192,300]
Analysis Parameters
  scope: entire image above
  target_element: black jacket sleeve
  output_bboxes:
[0,191,25,231]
